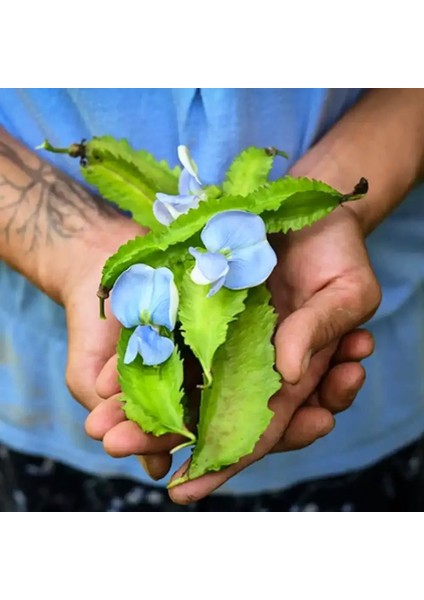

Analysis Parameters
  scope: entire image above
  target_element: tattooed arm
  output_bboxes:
[0,127,143,302]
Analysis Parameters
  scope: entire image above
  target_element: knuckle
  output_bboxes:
[65,363,96,410]
[66,364,91,408]
[346,271,382,321]
[367,278,382,313]
[357,274,382,321]
[65,366,80,400]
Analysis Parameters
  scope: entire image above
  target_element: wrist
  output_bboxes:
[41,215,145,306]
[290,89,424,237]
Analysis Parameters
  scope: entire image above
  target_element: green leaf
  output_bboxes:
[262,189,340,233]
[248,176,341,214]
[246,176,341,234]
[223,147,274,196]
[117,328,195,441]
[178,273,247,385]
[261,178,367,233]
[100,176,345,291]
[182,285,281,481]
[100,236,192,295]
[86,136,180,194]
[82,163,159,231]
[81,136,180,231]
[99,186,222,291]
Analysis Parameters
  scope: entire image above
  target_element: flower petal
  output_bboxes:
[111,264,155,328]
[124,325,174,366]
[189,248,229,285]
[153,198,177,225]
[201,210,268,253]
[189,177,203,195]
[225,240,277,290]
[177,145,201,184]
[179,168,202,195]
[150,267,178,331]
[208,275,227,297]
[156,193,198,208]
[124,328,140,364]
[154,192,202,225]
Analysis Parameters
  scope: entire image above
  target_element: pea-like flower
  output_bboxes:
[153,145,206,225]
[111,265,178,366]
[189,210,277,296]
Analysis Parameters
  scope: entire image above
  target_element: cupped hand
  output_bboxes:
[63,220,143,414]
[167,206,381,503]
[84,205,380,500]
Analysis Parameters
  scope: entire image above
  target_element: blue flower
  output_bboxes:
[111,264,178,366]
[189,210,277,296]
[153,145,206,225]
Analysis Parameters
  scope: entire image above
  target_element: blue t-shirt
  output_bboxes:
[1,88,424,494]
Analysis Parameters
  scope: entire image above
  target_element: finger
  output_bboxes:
[271,406,335,452]
[66,357,110,411]
[103,420,185,457]
[86,397,173,481]
[304,391,320,407]
[96,354,120,398]
[65,279,121,411]
[85,395,126,440]
[319,362,366,413]
[168,388,304,505]
[168,349,336,505]
[333,329,375,363]
[137,454,172,481]
[275,273,381,384]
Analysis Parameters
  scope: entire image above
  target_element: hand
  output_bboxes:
[166,206,381,503]
[63,221,142,415]
[64,221,182,478]
[87,326,373,480]
[86,206,380,501]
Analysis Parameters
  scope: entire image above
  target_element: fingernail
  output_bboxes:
[301,350,312,377]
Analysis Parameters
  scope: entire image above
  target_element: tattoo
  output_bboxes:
[0,138,115,252]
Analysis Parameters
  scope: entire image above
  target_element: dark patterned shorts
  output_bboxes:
[1,439,424,511]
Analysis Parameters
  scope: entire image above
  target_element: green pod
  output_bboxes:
[117,327,195,444]
[169,285,281,487]
[223,146,288,196]
[178,273,247,386]
[38,136,180,232]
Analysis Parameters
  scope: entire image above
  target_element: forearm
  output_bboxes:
[0,128,141,303]
[291,89,424,235]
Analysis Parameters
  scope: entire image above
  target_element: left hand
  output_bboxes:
[166,205,380,503]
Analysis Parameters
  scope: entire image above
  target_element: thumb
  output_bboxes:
[65,285,121,411]
[275,273,381,384]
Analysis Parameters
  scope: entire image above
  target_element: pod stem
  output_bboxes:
[339,177,369,204]
[197,369,212,389]
[265,146,289,159]
[170,440,195,455]
[35,139,72,155]
[98,298,106,320]
[97,284,110,320]
[36,139,87,162]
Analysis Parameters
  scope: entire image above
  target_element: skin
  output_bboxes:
[1,89,423,504]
